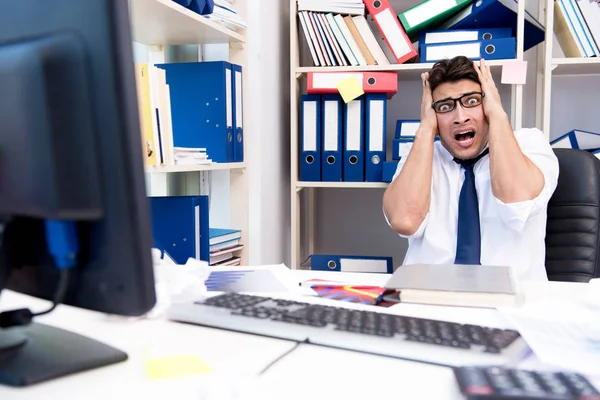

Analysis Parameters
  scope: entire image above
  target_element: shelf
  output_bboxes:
[128,0,245,46]
[295,59,510,80]
[551,58,600,76]
[145,162,246,173]
[296,181,389,189]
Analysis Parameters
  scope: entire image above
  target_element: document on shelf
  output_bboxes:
[497,299,600,376]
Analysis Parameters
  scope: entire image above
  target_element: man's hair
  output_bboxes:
[428,56,481,93]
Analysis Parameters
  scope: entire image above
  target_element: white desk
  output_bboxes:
[0,271,597,400]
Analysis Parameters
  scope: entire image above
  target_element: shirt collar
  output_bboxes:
[436,141,490,165]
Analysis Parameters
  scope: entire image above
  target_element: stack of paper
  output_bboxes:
[207,0,247,30]
[498,300,600,376]
[173,147,212,165]
[297,0,365,15]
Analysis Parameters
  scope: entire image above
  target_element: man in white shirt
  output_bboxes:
[383,56,559,280]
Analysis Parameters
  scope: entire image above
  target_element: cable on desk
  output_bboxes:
[32,268,71,317]
[0,220,77,328]
[258,340,304,376]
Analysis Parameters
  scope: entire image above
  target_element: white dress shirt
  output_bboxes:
[385,128,560,281]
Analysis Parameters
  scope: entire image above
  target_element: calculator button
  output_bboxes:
[466,385,493,395]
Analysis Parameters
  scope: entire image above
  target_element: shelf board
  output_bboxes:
[145,162,246,173]
[296,181,389,189]
[295,59,510,80]
[552,58,600,76]
[128,0,245,46]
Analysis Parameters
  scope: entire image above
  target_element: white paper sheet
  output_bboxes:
[498,299,600,376]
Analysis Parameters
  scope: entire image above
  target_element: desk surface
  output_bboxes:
[0,271,596,400]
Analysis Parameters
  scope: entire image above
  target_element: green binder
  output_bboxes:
[398,0,474,41]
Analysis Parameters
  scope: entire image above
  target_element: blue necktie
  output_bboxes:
[454,148,489,265]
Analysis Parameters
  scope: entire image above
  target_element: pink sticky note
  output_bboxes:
[501,60,528,85]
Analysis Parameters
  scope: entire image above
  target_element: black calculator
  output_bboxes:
[454,366,600,399]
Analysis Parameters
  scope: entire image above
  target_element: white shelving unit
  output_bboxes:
[289,0,533,270]
[145,162,247,174]
[540,0,600,139]
[128,0,245,45]
[128,0,250,264]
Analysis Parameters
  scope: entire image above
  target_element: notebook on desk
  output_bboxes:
[384,264,520,308]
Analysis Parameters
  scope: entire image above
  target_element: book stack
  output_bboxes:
[134,63,175,167]
[297,0,416,67]
[209,228,243,266]
[554,0,600,58]
[297,0,547,67]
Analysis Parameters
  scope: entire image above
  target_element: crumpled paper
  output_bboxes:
[147,248,211,318]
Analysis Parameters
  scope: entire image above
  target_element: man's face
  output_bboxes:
[432,79,489,160]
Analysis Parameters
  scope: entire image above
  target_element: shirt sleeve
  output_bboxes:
[493,127,560,233]
[383,143,429,239]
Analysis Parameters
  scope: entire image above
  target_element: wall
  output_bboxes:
[246,0,292,265]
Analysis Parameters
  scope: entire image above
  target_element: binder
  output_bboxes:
[561,0,599,57]
[550,129,600,150]
[397,0,473,41]
[188,0,214,15]
[156,61,235,163]
[365,94,387,182]
[576,0,600,54]
[232,64,244,162]
[343,97,365,182]
[351,15,391,66]
[150,195,209,264]
[394,119,421,139]
[134,64,158,167]
[392,137,415,160]
[299,94,321,181]
[311,254,394,273]
[419,37,516,62]
[344,15,376,65]
[438,0,545,51]
[363,0,418,64]
[419,28,512,45]
[307,71,398,97]
[172,0,192,7]
[554,0,586,57]
[321,94,343,182]
[382,161,399,183]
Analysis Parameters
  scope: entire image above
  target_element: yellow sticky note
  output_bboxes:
[501,60,528,85]
[145,354,213,380]
[336,75,364,103]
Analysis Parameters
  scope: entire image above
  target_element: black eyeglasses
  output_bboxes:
[431,92,485,114]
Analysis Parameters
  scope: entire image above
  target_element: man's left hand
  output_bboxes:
[474,58,505,119]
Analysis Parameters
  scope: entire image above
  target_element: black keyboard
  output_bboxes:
[167,293,530,367]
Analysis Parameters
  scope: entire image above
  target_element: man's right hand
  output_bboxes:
[419,72,438,136]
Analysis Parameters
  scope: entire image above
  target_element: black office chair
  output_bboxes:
[545,148,600,282]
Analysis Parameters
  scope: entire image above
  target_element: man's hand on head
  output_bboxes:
[473,59,506,120]
[419,72,438,138]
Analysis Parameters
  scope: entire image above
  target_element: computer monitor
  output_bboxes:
[0,0,156,387]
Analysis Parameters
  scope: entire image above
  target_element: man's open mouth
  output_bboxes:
[455,130,475,141]
[454,130,475,147]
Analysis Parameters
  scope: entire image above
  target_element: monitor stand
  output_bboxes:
[0,322,128,387]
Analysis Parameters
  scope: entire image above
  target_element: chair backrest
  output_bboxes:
[545,148,600,282]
